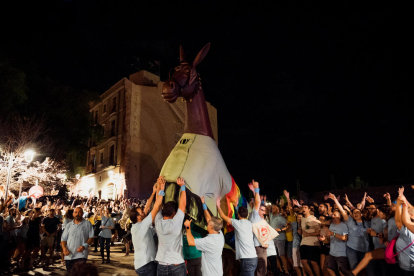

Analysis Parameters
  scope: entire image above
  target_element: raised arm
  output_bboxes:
[144,178,159,216]
[201,196,212,223]
[401,197,414,233]
[150,178,165,222]
[344,194,355,209]
[176,177,187,213]
[184,219,195,246]
[384,192,391,206]
[359,192,367,209]
[395,187,404,230]
[328,193,349,221]
[248,179,260,211]
[216,196,232,225]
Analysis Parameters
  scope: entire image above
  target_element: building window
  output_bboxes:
[110,120,116,137]
[98,190,102,199]
[103,104,107,114]
[111,97,117,113]
[109,145,115,166]
[100,152,104,165]
[99,175,102,182]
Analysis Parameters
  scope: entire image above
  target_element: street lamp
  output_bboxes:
[1,149,35,203]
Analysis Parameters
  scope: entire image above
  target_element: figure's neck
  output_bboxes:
[184,88,214,140]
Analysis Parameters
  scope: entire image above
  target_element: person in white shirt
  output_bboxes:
[184,196,224,276]
[217,195,258,276]
[129,176,165,275]
[155,177,187,276]
[298,203,322,276]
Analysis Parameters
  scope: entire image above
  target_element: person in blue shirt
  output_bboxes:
[395,187,414,276]
[98,206,114,264]
[319,193,349,276]
[61,206,94,275]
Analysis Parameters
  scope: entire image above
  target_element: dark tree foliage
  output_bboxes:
[0,54,100,176]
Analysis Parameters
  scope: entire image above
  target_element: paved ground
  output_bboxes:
[6,242,137,276]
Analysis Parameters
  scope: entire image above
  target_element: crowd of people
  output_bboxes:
[1,179,414,276]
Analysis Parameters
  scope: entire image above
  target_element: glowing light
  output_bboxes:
[24,149,35,163]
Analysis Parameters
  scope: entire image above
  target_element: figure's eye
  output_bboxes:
[175,66,181,71]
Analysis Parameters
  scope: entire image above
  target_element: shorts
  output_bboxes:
[286,241,293,258]
[292,247,303,267]
[26,236,40,249]
[41,236,55,247]
[321,243,330,256]
[299,245,320,263]
[325,255,348,272]
[274,240,286,256]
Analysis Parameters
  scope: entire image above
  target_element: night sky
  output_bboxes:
[2,1,413,200]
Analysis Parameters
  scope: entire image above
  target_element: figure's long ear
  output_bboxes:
[180,45,186,63]
[193,43,210,67]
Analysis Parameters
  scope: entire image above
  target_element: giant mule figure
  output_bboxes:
[161,44,232,226]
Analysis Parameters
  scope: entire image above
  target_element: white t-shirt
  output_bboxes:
[300,215,320,246]
[131,215,156,270]
[155,209,185,264]
[231,219,257,260]
[194,231,225,276]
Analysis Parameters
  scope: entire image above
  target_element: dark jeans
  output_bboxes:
[94,237,99,251]
[99,237,111,260]
[65,258,86,275]
[157,262,186,276]
[186,257,202,276]
[135,261,156,276]
[240,257,258,276]
[267,255,280,276]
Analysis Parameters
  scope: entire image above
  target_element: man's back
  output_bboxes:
[131,215,156,270]
[155,209,185,264]
[194,231,225,276]
[231,219,257,260]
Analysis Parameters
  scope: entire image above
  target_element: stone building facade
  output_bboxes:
[70,70,217,200]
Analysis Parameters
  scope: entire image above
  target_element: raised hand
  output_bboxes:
[216,196,221,207]
[184,219,192,228]
[283,190,290,199]
[328,193,336,201]
[292,199,301,207]
[366,196,374,203]
[383,193,391,201]
[344,194,349,201]
[201,196,205,204]
[177,177,185,187]
[398,187,404,197]
[279,198,285,206]
[324,194,329,201]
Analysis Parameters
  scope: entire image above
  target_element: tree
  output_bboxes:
[0,115,66,194]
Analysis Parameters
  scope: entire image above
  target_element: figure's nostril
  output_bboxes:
[170,82,174,89]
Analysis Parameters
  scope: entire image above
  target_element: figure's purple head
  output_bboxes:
[162,44,210,103]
